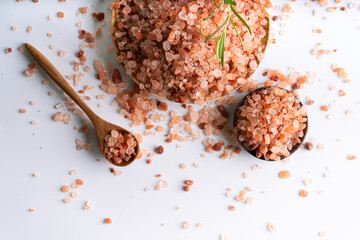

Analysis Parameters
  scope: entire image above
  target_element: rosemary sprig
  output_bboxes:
[200,0,252,67]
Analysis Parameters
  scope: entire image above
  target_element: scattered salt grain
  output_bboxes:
[196,223,204,228]
[267,223,278,233]
[299,189,309,197]
[59,51,67,57]
[27,26,33,33]
[71,192,78,198]
[157,179,168,189]
[304,179,313,186]
[245,197,254,205]
[220,234,228,240]
[182,222,190,229]
[84,201,93,210]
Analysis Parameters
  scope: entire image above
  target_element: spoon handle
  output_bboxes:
[25,43,98,123]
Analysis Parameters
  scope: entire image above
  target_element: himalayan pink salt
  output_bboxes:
[234,87,307,161]
[113,0,270,103]
[104,130,137,164]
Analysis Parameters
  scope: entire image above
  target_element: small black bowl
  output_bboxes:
[233,86,308,161]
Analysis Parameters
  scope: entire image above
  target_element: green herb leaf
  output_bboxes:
[230,5,252,34]
[205,15,229,43]
[216,36,221,60]
[216,31,226,66]
[200,26,221,41]
[203,0,223,21]
[230,16,244,50]
[200,0,253,67]
[229,0,236,5]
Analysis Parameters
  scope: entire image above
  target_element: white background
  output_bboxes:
[1,0,360,239]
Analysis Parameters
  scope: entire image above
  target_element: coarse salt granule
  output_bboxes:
[59,51,67,57]
[267,223,278,233]
[279,170,291,179]
[220,234,228,240]
[104,218,112,224]
[245,197,254,205]
[27,26,33,33]
[196,223,204,228]
[182,222,190,229]
[349,3,356,9]
[71,192,78,198]
[299,189,308,197]
[84,201,93,210]
[304,179,313,186]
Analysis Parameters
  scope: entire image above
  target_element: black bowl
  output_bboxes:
[233,86,308,161]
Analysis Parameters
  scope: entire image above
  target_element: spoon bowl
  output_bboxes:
[233,86,308,161]
[110,5,270,104]
[25,43,140,167]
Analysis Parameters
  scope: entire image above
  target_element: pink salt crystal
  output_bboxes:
[95,60,104,72]
[319,0,328,7]
[122,5,131,14]
[292,120,299,128]
[59,50,67,57]
[111,130,119,138]
[53,112,64,121]
[25,68,34,77]
[250,60,258,70]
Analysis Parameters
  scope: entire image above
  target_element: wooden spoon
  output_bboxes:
[25,43,140,167]
[110,7,270,104]
[233,86,308,161]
